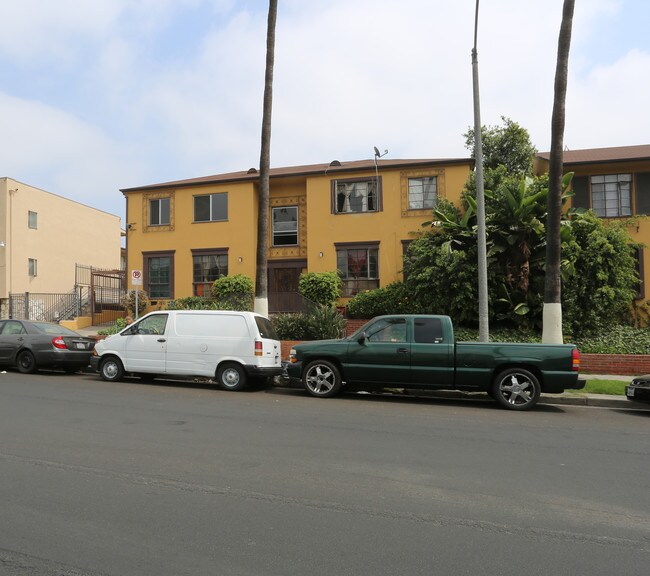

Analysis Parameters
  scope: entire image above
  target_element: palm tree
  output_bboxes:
[543,0,575,343]
[255,0,278,316]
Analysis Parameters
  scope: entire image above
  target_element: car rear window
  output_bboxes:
[414,318,444,343]
[255,316,279,340]
[31,322,81,336]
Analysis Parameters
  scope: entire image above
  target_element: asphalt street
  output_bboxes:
[0,371,648,576]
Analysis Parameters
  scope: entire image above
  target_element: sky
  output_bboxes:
[1,0,649,223]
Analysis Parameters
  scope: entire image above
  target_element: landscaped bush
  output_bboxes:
[272,313,311,340]
[211,274,254,311]
[97,317,130,336]
[298,271,342,307]
[122,289,149,316]
[271,306,346,340]
[167,296,219,310]
[346,282,418,319]
[571,325,650,355]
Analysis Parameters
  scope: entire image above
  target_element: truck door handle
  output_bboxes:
[397,348,409,354]
[157,338,166,343]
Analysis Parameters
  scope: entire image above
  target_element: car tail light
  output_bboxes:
[52,336,68,350]
[572,349,580,372]
[255,341,263,357]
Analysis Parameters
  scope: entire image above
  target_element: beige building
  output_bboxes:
[0,177,123,316]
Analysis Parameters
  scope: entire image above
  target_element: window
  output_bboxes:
[144,252,174,298]
[194,193,228,222]
[272,206,298,246]
[149,197,171,226]
[414,318,444,344]
[336,243,379,296]
[28,259,37,277]
[365,318,407,343]
[591,174,632,217]
[28,211,37,229]
[408,177,438,210]
[133,314,168,335]
[192,250,228,296]
[332,178,381,213]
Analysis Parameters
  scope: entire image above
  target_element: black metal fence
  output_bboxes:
[9,287,91,322]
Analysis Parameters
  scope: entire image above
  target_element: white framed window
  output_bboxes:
[591,174,632,217]
[194,193,228,222]
[149,197,171,225]
[408,176,438,210]
[272,206,298,246]
[332,178,381,214]
[28,258,38,277]
[28,211,38,229]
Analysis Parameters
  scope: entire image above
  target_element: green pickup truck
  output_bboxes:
[286,314,585,411]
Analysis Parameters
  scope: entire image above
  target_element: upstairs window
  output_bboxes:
[149,197,171,226]
[332,178,382,214]
[28,211,38,229]
[272,206,298,246]
[591,174,632,217]
[408,176,438,210]
[194,193,228,222]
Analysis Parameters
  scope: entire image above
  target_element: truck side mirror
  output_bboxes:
[357,332,367,345]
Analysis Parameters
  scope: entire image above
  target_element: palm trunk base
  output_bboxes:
[254,297,269,317]
[542,303,563,344]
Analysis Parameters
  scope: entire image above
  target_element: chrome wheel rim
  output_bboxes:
[222,368,240,388]
[103,361,118,379]
[498,373,535,406]
[305,364,335,395]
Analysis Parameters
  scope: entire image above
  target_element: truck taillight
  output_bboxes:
[572,349,580,371]
[255,341,263,356]
[52,336,68,350]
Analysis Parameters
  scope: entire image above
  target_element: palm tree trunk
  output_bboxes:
[543,0,574,344]
[255,0,278,317]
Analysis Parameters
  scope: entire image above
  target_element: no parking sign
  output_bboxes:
[131,270,143,286]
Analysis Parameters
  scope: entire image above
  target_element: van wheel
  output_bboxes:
[217,363,247,391]
[100,357,124,382]
[491,368,540,411]
[303,360,342,398]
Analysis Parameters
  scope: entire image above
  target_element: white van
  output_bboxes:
[90,310,282,390]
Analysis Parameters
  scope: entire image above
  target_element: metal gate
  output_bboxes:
[83,266,127,326]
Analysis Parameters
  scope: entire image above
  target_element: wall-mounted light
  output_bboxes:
[0,241,5,248]
[319,251,324,258]
[238,257,243,263]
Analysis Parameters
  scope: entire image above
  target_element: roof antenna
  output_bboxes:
[373,146,388,194]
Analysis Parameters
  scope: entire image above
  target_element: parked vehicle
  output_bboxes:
[90,310,283,390]
[626,375,650,402]
[287,314,585,411]
[0,319,96,373]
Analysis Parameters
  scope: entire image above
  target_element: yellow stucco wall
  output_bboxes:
[123,162,473,304]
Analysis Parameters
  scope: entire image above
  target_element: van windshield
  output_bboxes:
[255,316,279,340]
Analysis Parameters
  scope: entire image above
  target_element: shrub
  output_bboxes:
[346,282,419,319]
[98,317,130,336]
[306,306,347,340]
[167,296,219,310]
[272,313,311,340]
[122,289,149,316]
[211,274,254,311]
[298,271,342,307]
[271,307,347,340]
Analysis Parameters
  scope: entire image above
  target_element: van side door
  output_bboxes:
[123,313,169,374]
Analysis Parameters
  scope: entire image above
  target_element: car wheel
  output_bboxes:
[491,368,541,411]
[217,362,247,391]
[303,360,342,398]
[100,357,124,382]
[16,350,37,374]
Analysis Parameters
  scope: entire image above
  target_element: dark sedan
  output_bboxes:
[626,374,650,402]
[0,319,96,374]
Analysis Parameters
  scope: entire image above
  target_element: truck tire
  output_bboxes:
[100,356,124,382]
[217,362,247,391]
[491,368,541,411]
[303,360,342,398]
